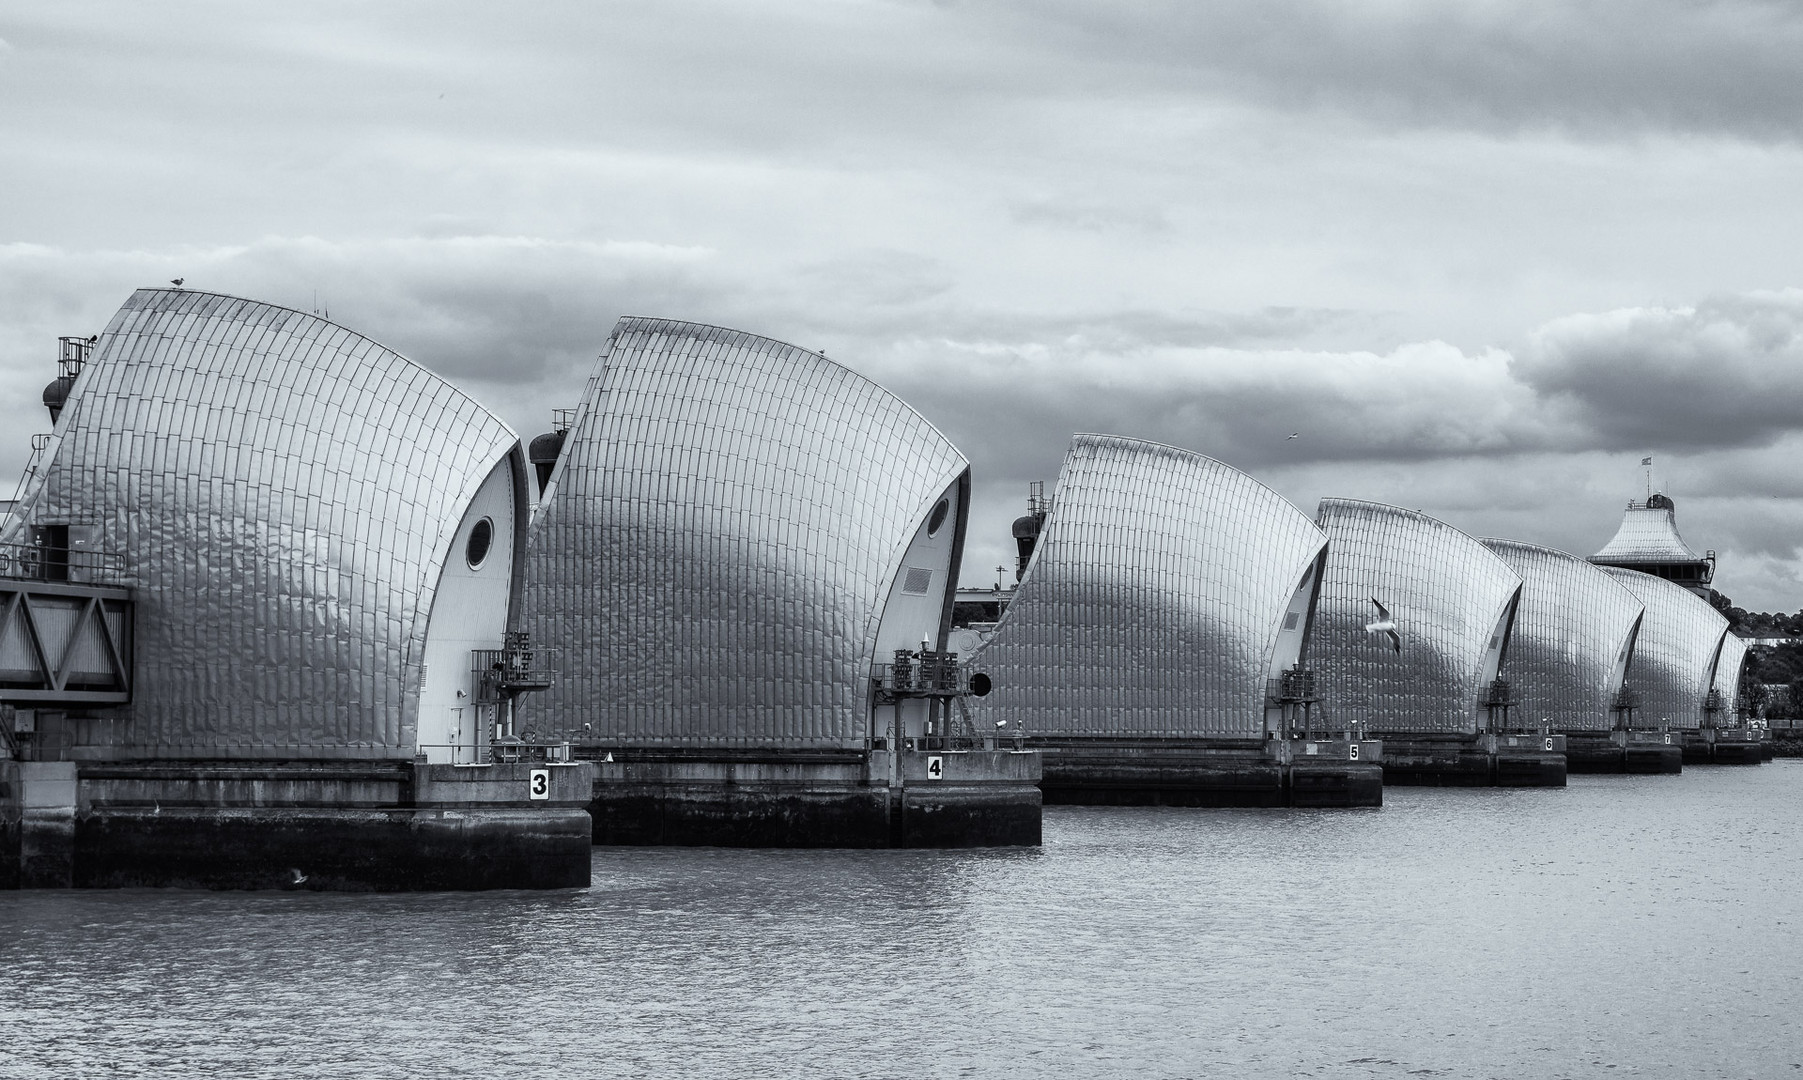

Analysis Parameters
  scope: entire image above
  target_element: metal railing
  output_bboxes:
[1274,714,1365,741]
[470,632,554,704]
[1267,668,1319,704]
[0,540,129,585]
[417,740,575,766]
[873,650,966,695]
[903,730,1027,753]
[8,434,53,510]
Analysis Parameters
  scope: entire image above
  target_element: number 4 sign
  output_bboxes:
[529,768,550,800]
[926,756,944,780]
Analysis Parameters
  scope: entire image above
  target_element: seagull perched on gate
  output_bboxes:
[170,278,184,287]
[1364,597,1401,653]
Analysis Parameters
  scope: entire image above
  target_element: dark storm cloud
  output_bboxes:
[1007,0,1803,139]
[7,235,1803,603]
[1516,289,1803,450]
[871,335,1561,494]
[11,236,1802,475]
[0,236,736,451]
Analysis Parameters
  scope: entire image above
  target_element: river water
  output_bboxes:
[4,763,1800,1079]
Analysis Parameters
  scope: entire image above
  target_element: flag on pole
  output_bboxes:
[1641,456,1653,465]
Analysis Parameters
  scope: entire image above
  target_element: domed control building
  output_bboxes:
[523,317,1039,847]
[1313,500,1563,786]
[1589,493,1715,598]
[962,434,1379,807]
[1,288,593,890]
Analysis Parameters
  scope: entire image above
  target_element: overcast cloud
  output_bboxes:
[3,2,1803,607]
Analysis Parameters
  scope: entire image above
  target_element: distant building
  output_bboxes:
[1588,494,1715,599]
[525,316,970,751]
[522,316,1039,846]
[1598,566,1729,730]
[967,434,1328,741]
[8,288,529,763]
[960,435,1374,806]
[1,287,591,889]
[1312,500,1567,785]
[1481,539,1643,733]
[1313,500,1523,736]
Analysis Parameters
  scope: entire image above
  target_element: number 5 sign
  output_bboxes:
[529,768,550,800]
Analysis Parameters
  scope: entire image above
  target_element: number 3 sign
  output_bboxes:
[529,768,550,800]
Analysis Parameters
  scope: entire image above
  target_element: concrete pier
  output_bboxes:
[582,748,1041,847]
[1681,727,1766,766]
[1377,733,1567,787]
[1563,730,1684,774]
[1031,737,1384,808]
[1,759,595,890]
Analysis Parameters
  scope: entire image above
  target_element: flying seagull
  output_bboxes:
[1287,432,1299,439]
[289,868,308,885]
[1364,597,1401,653]
[170,278,184,287]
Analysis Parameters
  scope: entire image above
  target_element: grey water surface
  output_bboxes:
[4,763,1801,1079]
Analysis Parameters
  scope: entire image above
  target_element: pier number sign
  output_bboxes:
[529,768,550,800]
[926,756,944,780]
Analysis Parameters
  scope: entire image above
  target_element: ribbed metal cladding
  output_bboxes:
[1599,566,1728,730]
[523,317,969,748]
[1481,539,1644,732]
[4,288,522,757]
[1713,631,1748,716]
[964,435,1327,738]
[1314,500,1523,734]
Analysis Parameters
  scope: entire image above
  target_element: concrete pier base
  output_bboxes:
[1564,731,1684,774]
[1,759,595,890]
[1030,738,1384,808]
[1378,733,1567,787]
[1682,729,1766,766]
[3,762,77,888]
[582,748,1042,847]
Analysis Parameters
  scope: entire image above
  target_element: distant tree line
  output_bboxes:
[1711,590,1803,717]
[1711,589,1803,637]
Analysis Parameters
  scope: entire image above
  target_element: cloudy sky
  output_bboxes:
[5,1,1803,607]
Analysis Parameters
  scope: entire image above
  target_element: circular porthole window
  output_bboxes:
[465,517,494,569]
[969,672,992,697]
[926,498,950,537]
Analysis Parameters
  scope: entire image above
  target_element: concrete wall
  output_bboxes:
[2,760,595,890]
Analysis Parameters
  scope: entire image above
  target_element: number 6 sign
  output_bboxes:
[529,768,550,800]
